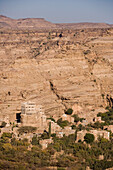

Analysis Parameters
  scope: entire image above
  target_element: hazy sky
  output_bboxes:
[0,0,113,24]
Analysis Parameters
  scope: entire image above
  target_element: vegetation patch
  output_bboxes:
[57,118,69,128]
[84,133,95,143]
[18,126,37,134]
[65,108,73,115]
[97,108,113,124]
[0,121,7,128]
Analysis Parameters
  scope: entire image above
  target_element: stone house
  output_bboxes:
[62,126,75,136]
[18,133,34,142]
[61,114,74,123]
[72,103,83,115]
[0,126,12,137]
[81,119,88,126]
[47,120,62,134]
[93,116,103,123]
[0,116,10,127]
[91,130,110,140]
[56,131,64,138]
[104,125,113,133]
[76,130,110,142]
[47,120,75,137]
[39,138,53,149]
[21,102,47,132]
[56,126,75,138]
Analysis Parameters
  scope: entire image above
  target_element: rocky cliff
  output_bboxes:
[0,18,113,122]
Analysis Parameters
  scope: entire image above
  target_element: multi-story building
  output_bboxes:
[21,101,47,132]
[21,101,36,115]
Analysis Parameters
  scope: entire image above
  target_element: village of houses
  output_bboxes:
[0,101,113,149]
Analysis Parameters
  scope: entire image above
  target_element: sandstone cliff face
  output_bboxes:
[0,27,113,122]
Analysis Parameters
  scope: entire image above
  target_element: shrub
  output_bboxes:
[105,106,110,110]
[31,136,39,145]
[78,139,82,143]
[49,122,51,138]
[80,118,85,122]
[11,138,18,146]
[97,109,113,124]
[90,121,105,129]
[72,114,80,123]
[0,133,12,143]
[51,133,56,138]
[1,121,7,128]
[77,124,85,131]
[18,126,37,134]
[84,133,95,144]
[11,138,29,146]
[1,132,12,138]
[101,94,105,99]
[91,160,113,170]
[83,50,91,55]
[65,108,73,115]
[71,125,76,129]
[40,132,49,139]
[57,118,69,128]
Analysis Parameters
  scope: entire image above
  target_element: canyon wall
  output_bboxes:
[0,23,113,122]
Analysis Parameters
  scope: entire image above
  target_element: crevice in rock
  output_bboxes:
[20,91,26,99]
[49,81,68,109]
[106,94,113,108]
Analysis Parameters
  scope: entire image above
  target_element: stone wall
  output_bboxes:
[76,130,110,142]
[39,138,53,149]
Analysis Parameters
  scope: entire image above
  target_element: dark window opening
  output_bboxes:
[93,118,95,122]
[16,112,21,123]
[8,91,11,95]
[59,33,62,38]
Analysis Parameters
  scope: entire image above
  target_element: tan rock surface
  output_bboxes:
[0,25,113,122]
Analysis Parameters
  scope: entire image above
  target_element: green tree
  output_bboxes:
[40,132,49,139]
[57,118,69,128]
[1,132,12,138]
[31,136,39,145]
[72,114,80,123]
[65,108,73,115]
[75,130,77,140]
[84,133,95,144]
[1,121,7,128]
[18,126,37,134]
[49,122,51,138]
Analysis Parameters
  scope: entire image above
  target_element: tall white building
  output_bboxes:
[21,101,47,132]
[21,101,36,115]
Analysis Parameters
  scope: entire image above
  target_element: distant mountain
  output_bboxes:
[56,22,113,29]
[0,15,113,29]
[0,15,57,29]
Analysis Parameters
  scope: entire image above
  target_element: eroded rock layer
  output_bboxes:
[0,27,113,121]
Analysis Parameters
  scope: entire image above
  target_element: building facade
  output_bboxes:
[21,102,47,132]
[76,130,110,142]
